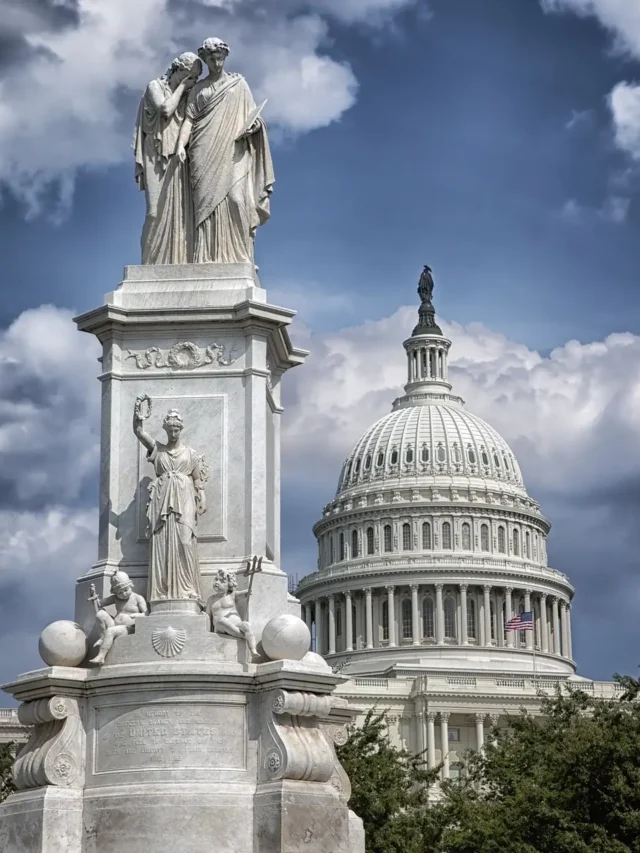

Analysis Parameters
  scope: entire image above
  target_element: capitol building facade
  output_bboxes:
[296,267,617,781]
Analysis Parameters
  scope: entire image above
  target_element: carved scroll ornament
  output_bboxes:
[126,341,239,370]
[13,696,85,790]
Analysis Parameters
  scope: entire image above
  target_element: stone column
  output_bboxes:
[566,604,573,661]
[435,584,445,645]
[345,590,353,652]
[415,701,425,756]
[328,594,336,655]
[540,593,549,653]
[426,712,436,770]
[304,602,313,635]
[315,599,323,655]
[552,596,560,655]
[483,585,492,646]
[386,585,396,647]
[560,600,569,659]
[364,587,373,649]
[505,587,514,648]
[411,584,420,645]
[440,712,450,780]
[475,713,485,751]
[460,583,469,645]
[524,589,533,650]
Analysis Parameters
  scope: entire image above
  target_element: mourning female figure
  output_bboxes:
[133,52,202,264]
[133,399,207,601]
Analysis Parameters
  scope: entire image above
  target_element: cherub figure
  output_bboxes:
[88,571,148,665]
[206,569,257,656]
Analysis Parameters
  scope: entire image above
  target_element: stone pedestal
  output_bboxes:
[0,264,364,852]
[73,264,306,642]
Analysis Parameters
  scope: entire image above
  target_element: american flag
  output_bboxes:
[505,611,534,631]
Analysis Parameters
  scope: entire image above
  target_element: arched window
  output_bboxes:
[437,445,446,463]
[422,597,435,638]
[421,445,430,463]
[503,454,511,471]
[382,600,389,641]
[525,530,531,559]
[422,522,432,550]
[461,522,471,550]
[406,446,414,464]
[467,598,476,639]
[490,600,496,641]
[336,605,342,638]
[497,526,506,554]
[452,444,462,464]
[366,527,374,555]
[383,525,392,552]
[480,523,489,552]
[355,457,361,474]
[444,596,456,639]
[390,448,399,465]
[330,536,335,564]
[402,598,412,640]
[402,523,412,551]
[352,603,357,648]
[481,450,489,466]
[364,453,372,471]
[376,451,384,468]
[339,532,345,561]
[512,528,520,556]
[467,446,476,464]
[351,529,359,558]
[493,452,500,468]
[442,521,452,550]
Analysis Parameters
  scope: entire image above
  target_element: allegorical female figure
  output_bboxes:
[176,37,275,264]
[133,52,202,264]
[133,398,207,601]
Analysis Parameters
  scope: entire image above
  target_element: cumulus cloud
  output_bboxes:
[0,0,419,217]
[557,193,630,223]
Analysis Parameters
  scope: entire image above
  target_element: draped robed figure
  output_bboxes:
[176,37,274,265]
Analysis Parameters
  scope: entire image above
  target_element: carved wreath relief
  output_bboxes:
[126,341,239,370]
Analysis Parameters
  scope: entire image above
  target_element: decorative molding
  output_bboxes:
[126,341,239,371]
[13,696,85,790]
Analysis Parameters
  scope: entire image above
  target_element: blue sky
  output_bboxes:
[0,0,640,686]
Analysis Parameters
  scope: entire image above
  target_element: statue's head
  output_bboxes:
[166,51,202,85]
[110,571,133,600]
[213,569,237,594]
[162,409,183,442]
[198,37,230,72]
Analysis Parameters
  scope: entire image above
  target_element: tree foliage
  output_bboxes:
[338,680,640,853]
[336,709,443,853]
[0,742,15,803]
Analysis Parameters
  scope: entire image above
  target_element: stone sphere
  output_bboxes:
[39,621,88,667]
[262,615,311,661]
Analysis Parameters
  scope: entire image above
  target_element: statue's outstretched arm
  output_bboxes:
[133,397,155,453]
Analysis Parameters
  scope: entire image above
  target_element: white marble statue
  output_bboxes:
[88,571,148,664]
[206,569,258,656]
[133,52,202,264]
[133,397,207,601]
[175,37,275,264]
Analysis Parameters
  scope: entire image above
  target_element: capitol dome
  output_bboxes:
[297,267,574,680]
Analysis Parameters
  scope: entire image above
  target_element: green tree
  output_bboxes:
[438,685,640,853]
[336,709,443,853]
[0,742,15,803]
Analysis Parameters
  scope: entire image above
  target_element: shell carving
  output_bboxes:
[151,626,187,658]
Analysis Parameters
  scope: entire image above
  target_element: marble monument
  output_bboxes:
[0,36,364,853]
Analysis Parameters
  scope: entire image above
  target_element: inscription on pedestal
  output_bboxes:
[94,702,246,773]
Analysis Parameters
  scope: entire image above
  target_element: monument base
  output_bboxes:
[0,620,364,853]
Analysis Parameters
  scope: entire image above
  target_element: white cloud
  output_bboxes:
[542,1,640,159]
[541,0,640,58]
[0,0,418,217]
